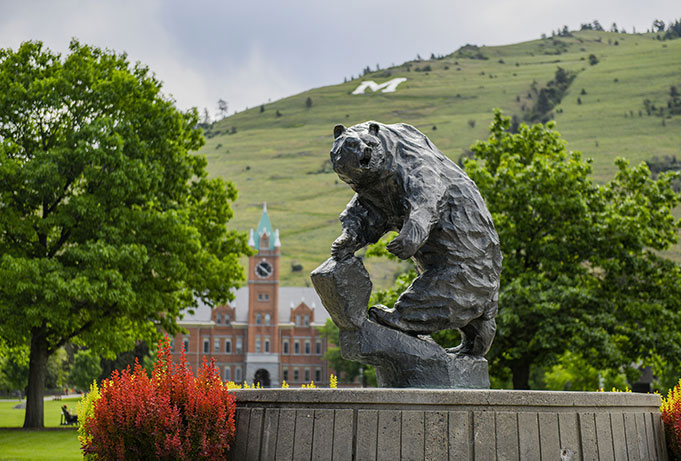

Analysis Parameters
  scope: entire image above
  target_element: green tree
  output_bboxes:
[0,41,249,427]
[370,111,681,390]
[0,346,29,394]
[653,19,666,33]
[464,110,681,389]
[217,98,228,119]
[68,350,102,392]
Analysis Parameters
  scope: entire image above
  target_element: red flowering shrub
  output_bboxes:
[661,379,681,460]
[80,336,236,460]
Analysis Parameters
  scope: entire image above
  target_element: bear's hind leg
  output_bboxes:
[446,317,496,358]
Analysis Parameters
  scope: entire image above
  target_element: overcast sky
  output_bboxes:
[1,0,679,116]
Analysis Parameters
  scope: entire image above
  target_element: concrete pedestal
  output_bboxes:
[229,389,667,460]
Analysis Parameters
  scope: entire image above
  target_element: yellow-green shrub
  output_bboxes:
[76,380,101,458]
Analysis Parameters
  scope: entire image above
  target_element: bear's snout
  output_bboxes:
[359,147,372,167]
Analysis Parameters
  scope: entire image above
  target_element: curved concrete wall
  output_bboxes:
[230,389,667,460]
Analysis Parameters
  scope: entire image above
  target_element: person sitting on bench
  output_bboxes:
[61,404,78,425]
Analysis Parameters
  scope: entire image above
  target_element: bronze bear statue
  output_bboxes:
[330,121,502,357]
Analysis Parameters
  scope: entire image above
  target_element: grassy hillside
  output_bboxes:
[202,30,681,287]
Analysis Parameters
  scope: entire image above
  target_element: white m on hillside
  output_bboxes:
[352,78,407,95]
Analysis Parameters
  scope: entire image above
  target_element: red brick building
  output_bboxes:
[170,205,331,387]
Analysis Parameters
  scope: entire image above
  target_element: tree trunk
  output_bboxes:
[23,331,48,428]
[511,360,531,390]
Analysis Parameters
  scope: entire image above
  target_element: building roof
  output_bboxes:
[178,298,217,325]
[179,286,330,326]
[249,203,280,251]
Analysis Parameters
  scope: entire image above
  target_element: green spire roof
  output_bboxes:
[250,203,279,250]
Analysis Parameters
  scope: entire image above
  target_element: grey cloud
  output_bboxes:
[0,0,679,113]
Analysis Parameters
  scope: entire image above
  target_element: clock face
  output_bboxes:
[255,260,273,278]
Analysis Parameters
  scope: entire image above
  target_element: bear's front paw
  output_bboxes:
[387,221,427,259]
[331,232,356,260]
[386,234,419,259]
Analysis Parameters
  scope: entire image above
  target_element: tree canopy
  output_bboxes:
[369,110,681,389]
[0,40,249,427]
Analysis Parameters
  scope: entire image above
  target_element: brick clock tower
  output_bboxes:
[245,204,281,386]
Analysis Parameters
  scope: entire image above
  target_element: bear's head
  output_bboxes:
[330,122,386,187]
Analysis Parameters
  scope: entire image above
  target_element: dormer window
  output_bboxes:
[304,315,309,326]
[296,314,301,326]
[216,314,222,324]
[225,313,230,325]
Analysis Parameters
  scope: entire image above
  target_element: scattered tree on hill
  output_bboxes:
[653,19,666,33]
[456,44,488,60]
[646,155,681,193]
[669,85,681,115]
[201,108,212,126]
[305,97,313,108]
[592,20,604,31]
[260,105,265,113]
[0,40,250,427]
[217,99,229,119]
[588,54,599,65]
[369,111,681,389]
[610,23,619,33]
[643,85,681,118]
[276,109,282,117]
[524,67,576,123]
[664,18,681,40]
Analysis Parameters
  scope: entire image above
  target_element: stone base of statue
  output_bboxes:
[229,389,667,460]
[310,256,489,389]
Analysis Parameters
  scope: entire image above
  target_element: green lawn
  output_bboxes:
[0,430,81,461]
[0,399,82,460]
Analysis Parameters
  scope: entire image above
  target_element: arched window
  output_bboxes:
[265,314,271,325]
[256,313,262,324]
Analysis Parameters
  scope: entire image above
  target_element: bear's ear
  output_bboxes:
[368,123,380,137]
[333,124,346,139]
